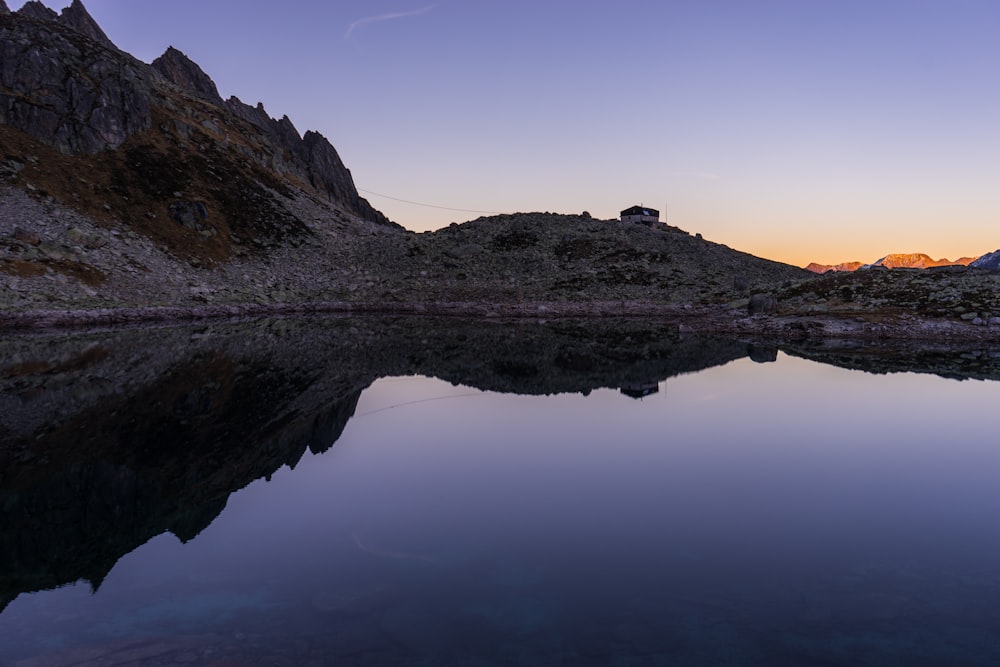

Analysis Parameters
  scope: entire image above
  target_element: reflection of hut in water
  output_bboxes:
[620,381,660,399]
[747,344,778,363]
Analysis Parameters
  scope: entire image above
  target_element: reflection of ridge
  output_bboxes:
[0,340,364,613]
[0,317,750,613]
[5,321,986,614]
[778,339,1000,381]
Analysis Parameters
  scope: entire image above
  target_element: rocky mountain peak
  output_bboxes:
[807,253,977,273]
[1,0,396,268]
[10,0,114,46]
[971,250,1000,270]
[151,46,223,105]
[868,253,973,270]
[0,4,153,153]
[58,0,115,49]
[0,2,9,14]
[16,1,56,20]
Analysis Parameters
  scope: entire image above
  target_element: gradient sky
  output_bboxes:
[14,1,1000,266]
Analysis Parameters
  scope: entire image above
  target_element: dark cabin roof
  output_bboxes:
[621,205,659,217]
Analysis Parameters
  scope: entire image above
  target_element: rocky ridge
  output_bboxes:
[806,253,977,273]
[0,1,391,223]
[867,253,977,269]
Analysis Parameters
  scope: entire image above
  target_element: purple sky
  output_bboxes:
[12,1,1000,266]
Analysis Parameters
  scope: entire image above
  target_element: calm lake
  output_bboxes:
[2,317,1000,666]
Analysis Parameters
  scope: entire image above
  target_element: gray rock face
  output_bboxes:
[302,130,392,226]
[0,9,152,153]
[223,95,395,227]
[0,0,393,229]
[151,46,223,105]
[58,0,115,49]
[0,2,9,15]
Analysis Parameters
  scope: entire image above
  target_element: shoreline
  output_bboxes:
[3,300,1000,343]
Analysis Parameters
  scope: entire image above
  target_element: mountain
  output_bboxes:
[806,254,976,273]
[0,1,809,319]
[805,261,864,274]
[0,2,391,224]
[866,253,976,269]
[971,250,1000,270]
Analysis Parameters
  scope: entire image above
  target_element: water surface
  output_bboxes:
[2,318,1000,665]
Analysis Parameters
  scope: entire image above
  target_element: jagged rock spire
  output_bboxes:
[17,1,57,20]
[11,1,116,49]
[59,0,115,49]
[151,46,223,106]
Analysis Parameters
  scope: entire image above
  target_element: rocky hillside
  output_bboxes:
[0,1,811,319]
[761,265,1000,329]
[386,212,810,305]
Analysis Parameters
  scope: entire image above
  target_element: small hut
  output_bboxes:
[620,205,659,225]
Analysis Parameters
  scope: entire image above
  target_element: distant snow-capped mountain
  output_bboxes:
[971,250,1000,270]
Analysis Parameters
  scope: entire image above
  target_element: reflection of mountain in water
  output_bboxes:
[0,317,748,612]
[779,339,1000,382]
[4,317,997,612]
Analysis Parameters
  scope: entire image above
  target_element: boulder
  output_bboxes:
[747,293,778,315]
[169,200,209,229]
[66,227,106,249]
[13,227,40,245]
